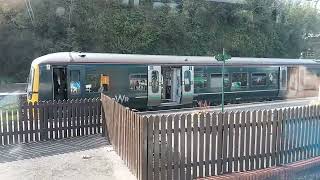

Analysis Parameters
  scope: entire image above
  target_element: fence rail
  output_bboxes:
[0,98,102,146]
[101,93,320,180]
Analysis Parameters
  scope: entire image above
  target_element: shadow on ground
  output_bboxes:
[0,134,109,163]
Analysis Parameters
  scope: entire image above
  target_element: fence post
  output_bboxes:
[142,116,148,180]
[101,98,107,138]
[277,109,283,166]
[39,102,44,141]
[42,101,49,141]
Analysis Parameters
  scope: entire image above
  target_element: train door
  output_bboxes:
[171,68,182,104]
[147,65,161,106]
[67,65,85,99]
[181,66,194,105]
[52,67,67,100]
[161,66,182,105]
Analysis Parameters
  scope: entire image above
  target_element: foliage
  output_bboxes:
[0,0,319,82]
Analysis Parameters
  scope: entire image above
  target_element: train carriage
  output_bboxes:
[26,52,320,110]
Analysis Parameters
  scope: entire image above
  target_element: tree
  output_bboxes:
[0,0,319,82]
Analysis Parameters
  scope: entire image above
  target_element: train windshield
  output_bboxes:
[27,67,34,99]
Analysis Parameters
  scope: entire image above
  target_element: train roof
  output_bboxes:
[31,52,319,67]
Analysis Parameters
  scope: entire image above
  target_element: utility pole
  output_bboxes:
[24,0,35,27]
[215,48,231,112]
[69,0,74,28]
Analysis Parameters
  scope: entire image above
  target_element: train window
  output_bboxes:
[231,73,247,88]
[129,74,147,91]
[85,73,100,93]
[194,71,207,89]
[269,72,278,87]
[184,70,191,92]
[251,73,267,86]
[151,71,159,93]
[210,74,229,90]
[70,70,81,95]
[53,68,67,100]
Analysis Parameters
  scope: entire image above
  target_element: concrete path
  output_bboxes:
[0,134,136,180]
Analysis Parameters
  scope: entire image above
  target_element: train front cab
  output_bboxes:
[27,64,104,103]
[147,65,194,109]
[27,64,78,103]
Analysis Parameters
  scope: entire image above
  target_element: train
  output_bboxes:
[26,52,320,110]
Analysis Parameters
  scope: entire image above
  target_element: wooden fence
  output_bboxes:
[0,98,102,145]
[101,94,320,180]
[101,94,147,180]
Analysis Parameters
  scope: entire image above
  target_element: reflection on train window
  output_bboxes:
[251,73,267,86]
[231,73,247,88]
[85,73,100,93]
[210,74,229,90]
[70,70,81,95]
[194,71,207,89]
[184,70,191,92]
[151,71,159,93]
[129,74,147,91]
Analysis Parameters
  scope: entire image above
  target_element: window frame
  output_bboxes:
[231,72,248,88]
[151,70,160,93]
[209,73,230,89]
[129,73,148,92]
[194,70,208,90]
[251,72,267,87]
[184,70,192,92]
[69,70,81,95]
[85,73,101,93]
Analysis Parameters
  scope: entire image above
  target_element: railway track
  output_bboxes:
[139,97,319,116]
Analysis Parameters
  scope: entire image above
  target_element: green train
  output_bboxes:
[27,52,320,110]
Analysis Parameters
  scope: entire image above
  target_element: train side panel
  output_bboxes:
[194,66,280,106]
[37,63,148,109]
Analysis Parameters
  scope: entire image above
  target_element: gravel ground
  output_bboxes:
[0,135,136,180]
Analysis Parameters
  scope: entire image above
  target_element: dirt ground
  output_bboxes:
[0,135,136,180]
